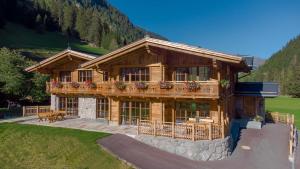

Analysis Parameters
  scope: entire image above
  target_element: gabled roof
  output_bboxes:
[81,37,248,69]
[25,49,96,72]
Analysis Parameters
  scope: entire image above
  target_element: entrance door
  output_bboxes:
[97,98,109,119]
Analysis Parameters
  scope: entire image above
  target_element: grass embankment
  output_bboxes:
[266,96,300,128]
[0,123,129,169]
[0,22,108,58]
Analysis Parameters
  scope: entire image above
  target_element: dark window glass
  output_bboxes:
[120,67,150,82]
[103,71,109,81]
[97,98,109,118]
[59,71,71,82]
[78,70,92,82]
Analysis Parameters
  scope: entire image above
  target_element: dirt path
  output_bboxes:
[98,123,292,169]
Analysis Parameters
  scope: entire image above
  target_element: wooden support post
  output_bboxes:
[154,120,157,136]
[287,114,289,124]
[208,123,212,140]
[137,119,139,135]
[172,122,175,139]
[22,106,26,117]
[192,123,195,141]
[221,122,225,139]
[37,105,39,115]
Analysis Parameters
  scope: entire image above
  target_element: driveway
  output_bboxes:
[98,123,292,169]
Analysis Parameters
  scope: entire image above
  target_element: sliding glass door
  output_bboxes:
[120,101,150,125]
[58,97,78,116]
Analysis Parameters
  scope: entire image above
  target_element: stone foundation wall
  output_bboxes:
[135,135,232,161]
[78,97,96,119]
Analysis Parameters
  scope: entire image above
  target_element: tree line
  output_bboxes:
[242,35,300,97]
[0,0,164,50]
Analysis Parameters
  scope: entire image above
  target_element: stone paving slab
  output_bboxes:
[19,118,137,135]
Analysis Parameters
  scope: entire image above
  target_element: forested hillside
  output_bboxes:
[0,0,166,106]
[243,35,300,96]
[0,0,165,53]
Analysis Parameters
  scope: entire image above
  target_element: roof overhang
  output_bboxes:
[81,37,250,71]
[25,49,96,73]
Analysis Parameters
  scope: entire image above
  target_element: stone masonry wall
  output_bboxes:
[135,135,232,161]
[50,94,58,110]
[78,97,96,119]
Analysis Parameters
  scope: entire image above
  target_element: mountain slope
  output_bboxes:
[0,0,166,57]
[243,35,300,95]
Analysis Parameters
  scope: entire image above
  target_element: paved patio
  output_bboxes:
[19,117,137,135]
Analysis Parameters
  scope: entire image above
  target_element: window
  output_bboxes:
[59,71,71,82]
[120,67,150,81]
[59,97,66,111]
[198,103,210,117]
[78,70,92,82]
[120,101,150,125]
[175,102,210,123]
[103,71,109,81]
[58,97,78,116]
[175,66,210,81]
[199,67,210,81]
[97,98,109,119]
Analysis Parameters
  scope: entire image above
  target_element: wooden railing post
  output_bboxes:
[154,120,157,136]
[22,106,26,117]
[172,122,175,139]
[209,123,212,140]
[192,123,195,141]
[37,105,39,115]
[137,119,140,135]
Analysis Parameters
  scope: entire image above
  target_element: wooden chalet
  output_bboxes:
[26,37,278,140]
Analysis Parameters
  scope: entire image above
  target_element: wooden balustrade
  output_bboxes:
[23,106,51,117]
[265,112,294,124]
[266,112,297,159]
[46,81,219,98]
[138,120,222,141]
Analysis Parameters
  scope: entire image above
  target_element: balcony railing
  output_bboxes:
[46,81,219,98]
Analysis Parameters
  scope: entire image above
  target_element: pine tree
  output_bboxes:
[287,65,300,98]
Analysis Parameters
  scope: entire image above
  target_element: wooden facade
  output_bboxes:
[26,37,254,138]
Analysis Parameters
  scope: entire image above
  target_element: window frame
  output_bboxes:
[59,71,71,82]
[78,70,93,82]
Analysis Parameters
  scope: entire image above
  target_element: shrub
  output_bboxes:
[159,81,173,89]
[135,81,148,89]
[51,81,63,88]
[85,81,96,89]
[70,82,80,88]
[114,81,126,90]
[220,79,230,89]
[184,81,200,92]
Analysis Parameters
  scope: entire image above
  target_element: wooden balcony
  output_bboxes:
[46,81,220,99]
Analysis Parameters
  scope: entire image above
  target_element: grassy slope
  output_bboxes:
[0,123,129,169]
[266,96,300,128]
[0,23,108,58]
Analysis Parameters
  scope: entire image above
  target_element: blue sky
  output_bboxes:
[108,0,300,58]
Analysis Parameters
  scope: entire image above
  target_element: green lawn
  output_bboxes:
[266,96,300,128]
[0,22,108,58]
[0,123,129,169]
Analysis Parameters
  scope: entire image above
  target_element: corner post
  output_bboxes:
[154,120,157,136]
[172,122,175,138]
[192,123,195,141]
[22,106,26,117]
[209,123,212,140]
